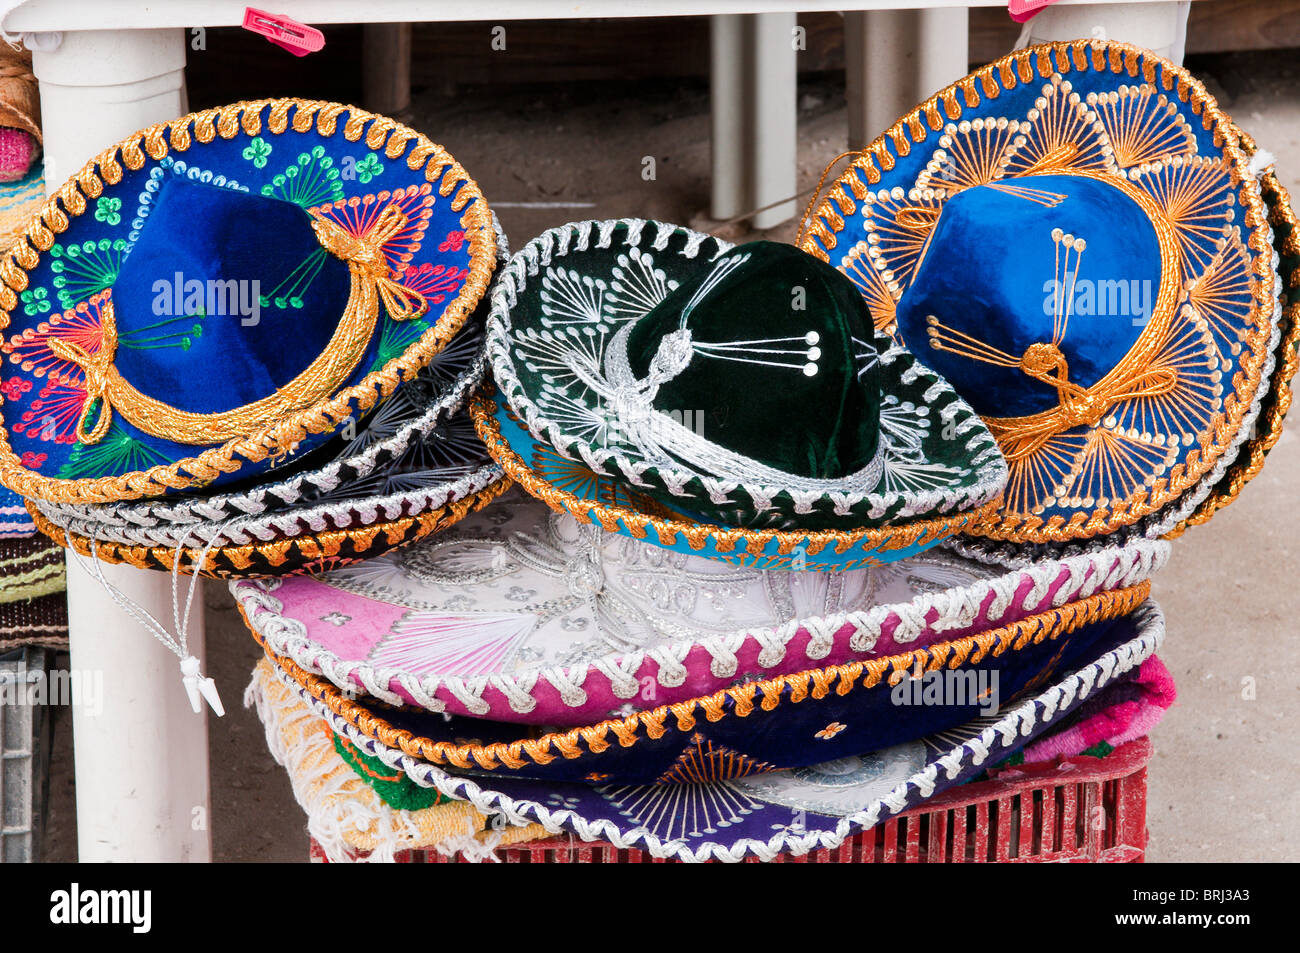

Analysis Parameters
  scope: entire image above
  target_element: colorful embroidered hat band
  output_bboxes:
[231,489,1169,725]
[485,218,1007,535]
[276,600,1163,862]
[252,577,1150,784]
[0,98,497,504]
[799,40,1277,545]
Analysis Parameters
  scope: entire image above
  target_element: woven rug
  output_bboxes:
[0,534,65,604]
[0,591,67,650]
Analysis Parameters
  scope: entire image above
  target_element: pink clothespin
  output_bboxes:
[1007,0,1064,24]
[242,7,326,56]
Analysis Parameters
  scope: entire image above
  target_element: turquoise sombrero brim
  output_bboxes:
[0,99,496,504]
[801,41,1277,544]
[473,386,1000,571]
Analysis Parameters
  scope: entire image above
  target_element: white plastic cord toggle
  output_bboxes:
[180,655,225,716]
[65,522,232,718]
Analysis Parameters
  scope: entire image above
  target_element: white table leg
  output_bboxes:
[1015,1,1191,64]
[709,12,796,229]
[33,28,212,863]
[709,14,746,221]
[844,8,970,152]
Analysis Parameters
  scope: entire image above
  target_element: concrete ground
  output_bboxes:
[40,48,1300,863]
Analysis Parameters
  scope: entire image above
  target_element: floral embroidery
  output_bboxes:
[241,136,272,168]
[399,262,466,306]
[0,377,31,401]
[20,288,50,317]
[94,196,122,226]
[438,230,465,253]
[354,152,384,184]
[312,185,434,274]
[321,612,351,626]
[263,145,344,208]
[50,239,130,311]
[815,722,847,740]
[19,451,46,469]
[57,422,168,479]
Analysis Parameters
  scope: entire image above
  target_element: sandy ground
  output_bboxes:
[38,49,1300,863]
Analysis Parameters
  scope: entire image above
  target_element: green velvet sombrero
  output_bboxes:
[485,220,1006,532]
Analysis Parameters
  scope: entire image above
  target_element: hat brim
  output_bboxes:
[473,385,1001,570]
[32,474,510,578]
[33,408,500,547]
[0,99,497,503]
[801,41,1277,544]
[232,489,1167,724]
[1161,153,1299,535]
[278,600,1163,862]
[487,219,1006,530]
[256,580,1151,784]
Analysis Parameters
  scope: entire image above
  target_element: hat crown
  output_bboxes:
[110,175,354,417]
[624,241,883,480]
[895,173,1167,420]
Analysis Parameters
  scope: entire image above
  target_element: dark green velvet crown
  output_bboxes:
[625,241,882,480]
[490,219,1007,535]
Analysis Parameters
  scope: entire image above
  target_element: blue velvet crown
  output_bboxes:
[801,41,1276,543]
[0,100,496,504]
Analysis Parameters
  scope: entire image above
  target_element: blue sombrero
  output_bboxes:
[801,41,1277,544]
[0,99,496,504]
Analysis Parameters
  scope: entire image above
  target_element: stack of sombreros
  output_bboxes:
[230,40,1294,862]
[0,100,510,700]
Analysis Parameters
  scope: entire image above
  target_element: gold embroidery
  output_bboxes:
[799,41,1272,543]
[47,205,426,447]
[30,476,510,577]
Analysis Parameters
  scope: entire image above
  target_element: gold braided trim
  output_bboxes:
[28,476,510,578]
[1174,161,1299,533]
[48,207,427,446]
[0,98,496,503]
[470,388,1000,563]
[953,172,1182,449]
[251,581,1151,773]
[798,40,1274,545]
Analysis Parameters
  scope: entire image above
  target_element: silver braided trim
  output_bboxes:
[484,218,1008,524]
[33,464,505,549]
[274,600,1163,863]
[231,537,1169,717]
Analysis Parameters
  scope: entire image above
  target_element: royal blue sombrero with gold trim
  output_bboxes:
[0,99,496,504]
[800,41,1277,544]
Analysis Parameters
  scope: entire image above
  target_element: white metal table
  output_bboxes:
[1,0,1187,862]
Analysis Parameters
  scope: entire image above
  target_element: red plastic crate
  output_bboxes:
[309,737,1151,864]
